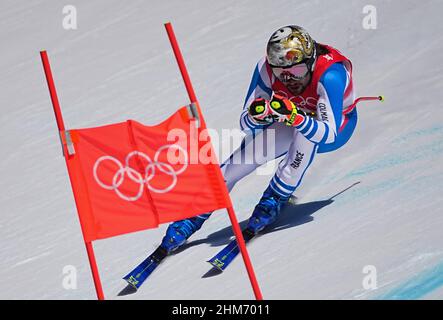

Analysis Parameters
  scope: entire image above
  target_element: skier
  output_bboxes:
[161,25,357,252]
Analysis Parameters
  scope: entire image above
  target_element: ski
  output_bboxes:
[207,228,256,271]
[123,195,298,289]
[123,246,168,290]
[206,195,297,272]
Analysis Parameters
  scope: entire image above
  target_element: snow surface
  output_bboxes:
[0,0,442,300]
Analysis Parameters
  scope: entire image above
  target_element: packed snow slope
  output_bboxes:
[1,0,442,299]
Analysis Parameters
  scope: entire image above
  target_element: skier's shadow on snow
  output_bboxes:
[175,182,361,256]
[117,196,339,296]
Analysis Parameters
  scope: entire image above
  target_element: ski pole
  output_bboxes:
[343,95,384,114]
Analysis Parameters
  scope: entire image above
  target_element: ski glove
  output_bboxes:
[247,98,275,125]
[247,95,301,126]
[269,94,299,126]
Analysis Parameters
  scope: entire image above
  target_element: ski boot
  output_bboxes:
[160,214,210,253]
[246,186,290,234]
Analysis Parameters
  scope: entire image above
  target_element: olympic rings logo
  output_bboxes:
[93,144,188,202]
[274,90,318,109]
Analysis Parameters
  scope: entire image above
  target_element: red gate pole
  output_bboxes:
[40,51,105,300]
[164,22,263,300]
[226,207,263,300]
[164,22,198,103]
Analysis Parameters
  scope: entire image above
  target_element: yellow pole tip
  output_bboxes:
[379,95,385,102]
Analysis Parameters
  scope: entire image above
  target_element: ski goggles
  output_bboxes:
[272,63,310,83]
